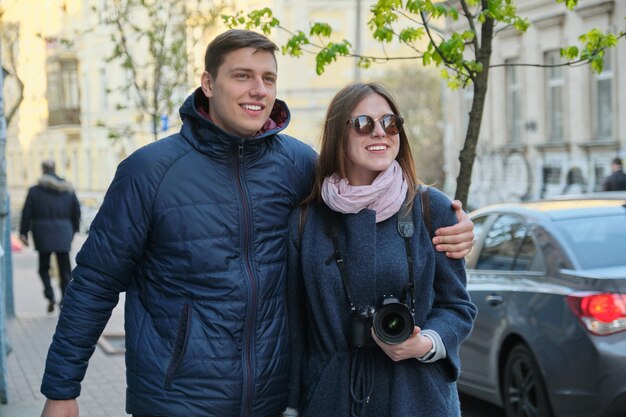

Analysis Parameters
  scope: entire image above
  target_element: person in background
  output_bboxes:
[39,30,474,417]
[602,157,626,191]
[286,82,476,417]
[20,160,81,313]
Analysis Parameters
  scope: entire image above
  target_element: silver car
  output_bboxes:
[458,193,626,417]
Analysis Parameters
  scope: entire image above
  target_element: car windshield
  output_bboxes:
[554,213,626,270]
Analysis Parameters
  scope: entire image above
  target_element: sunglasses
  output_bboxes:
[346,114,404,136]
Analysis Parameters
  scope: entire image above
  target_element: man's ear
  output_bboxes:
[201,71,213,98]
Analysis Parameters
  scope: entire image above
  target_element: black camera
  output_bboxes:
[349,296,415,348]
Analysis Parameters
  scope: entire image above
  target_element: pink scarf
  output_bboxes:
[321,161,408,223]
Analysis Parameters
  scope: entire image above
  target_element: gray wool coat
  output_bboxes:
[287,187,477,417]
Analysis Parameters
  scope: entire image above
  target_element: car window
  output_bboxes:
[466,215,489,265]
[472,215,489,242]
[555,214,626,269]
[513,233,545,272]
[476,214,527,270]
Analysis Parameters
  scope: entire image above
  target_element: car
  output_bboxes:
[458,193,626,417]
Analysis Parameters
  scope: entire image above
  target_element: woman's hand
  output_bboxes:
[433,200,474,259]
[371,327,433,362]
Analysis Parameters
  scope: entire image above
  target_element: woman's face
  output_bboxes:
[345,93,401,186]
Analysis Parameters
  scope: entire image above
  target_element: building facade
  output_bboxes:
[443,0,625,208]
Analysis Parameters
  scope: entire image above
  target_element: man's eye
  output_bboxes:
[264,77,276,84]
[235,73,249,80]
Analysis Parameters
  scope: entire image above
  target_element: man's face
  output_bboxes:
[201,47,277,137]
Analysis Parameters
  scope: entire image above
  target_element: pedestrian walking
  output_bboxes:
[602,157,626,191]
[39,30,475,417]
[19,160,81,313]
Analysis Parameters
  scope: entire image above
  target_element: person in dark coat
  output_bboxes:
[39,31,475,417]
[286,82,477,417]
[20,160,81,313]
[602,157,626,191]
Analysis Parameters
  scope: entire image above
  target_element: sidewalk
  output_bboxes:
[1,234,128,417]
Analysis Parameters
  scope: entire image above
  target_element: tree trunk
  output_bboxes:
[454,11,494,208]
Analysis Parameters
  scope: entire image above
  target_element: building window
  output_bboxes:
[592,52,613,140]
[47,58,81,126]
[505,59,522,144]
[544,50,564,142]
[543,165,561,185]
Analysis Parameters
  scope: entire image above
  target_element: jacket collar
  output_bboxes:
[38,174,73,193]
[178,87,291,156]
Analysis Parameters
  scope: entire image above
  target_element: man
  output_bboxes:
[602,157,626,191]
[41,30,474,417]
[20,160,81,313]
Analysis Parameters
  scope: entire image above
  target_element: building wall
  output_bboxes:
[443,0,625,208]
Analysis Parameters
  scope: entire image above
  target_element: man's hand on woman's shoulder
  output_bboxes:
[433,200,474,259]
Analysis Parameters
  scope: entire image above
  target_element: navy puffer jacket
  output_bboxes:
[41,88,317,417]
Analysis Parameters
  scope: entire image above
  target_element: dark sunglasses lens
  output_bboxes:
[382,115,402,135]
[353,116,375,134]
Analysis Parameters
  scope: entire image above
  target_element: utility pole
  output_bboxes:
[0,40,9,403]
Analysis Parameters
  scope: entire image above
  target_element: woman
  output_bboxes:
[286,82,477,417]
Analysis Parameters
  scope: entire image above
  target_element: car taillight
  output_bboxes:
[566,293,626,336]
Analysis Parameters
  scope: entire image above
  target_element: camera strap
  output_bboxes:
[397,197,416,314]
[323,205,357,312]
[322,195,416,313]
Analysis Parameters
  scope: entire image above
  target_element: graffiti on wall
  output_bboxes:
[468,145,602,208]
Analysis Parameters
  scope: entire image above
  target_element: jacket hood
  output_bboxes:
[38,174,74,193]
[178,88,291,155]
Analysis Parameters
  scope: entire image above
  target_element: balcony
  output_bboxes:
[48,107,81,126]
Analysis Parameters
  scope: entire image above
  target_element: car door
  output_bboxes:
[460,213,545,400]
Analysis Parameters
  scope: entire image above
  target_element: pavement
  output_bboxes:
[0,234,129,417]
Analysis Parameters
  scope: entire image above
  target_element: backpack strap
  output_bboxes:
[299,204,308,240]
[419,186,433,238]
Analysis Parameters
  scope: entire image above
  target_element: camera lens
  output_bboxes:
[382,313,405,336]
[373,301,414,345]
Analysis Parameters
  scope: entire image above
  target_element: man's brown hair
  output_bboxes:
[204,29,278,78]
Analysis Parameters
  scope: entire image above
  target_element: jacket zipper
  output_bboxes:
[235,143,257,417]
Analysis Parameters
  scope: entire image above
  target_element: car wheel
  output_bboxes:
[502,345,553,417]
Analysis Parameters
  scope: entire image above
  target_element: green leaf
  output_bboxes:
[423,51,432,66]
[283,31,310,57]
[358,57,373,69]
[315,41,351,74]
[310,22,332,38]
[556,0,579,11]
[560,46,579,60]
[405,0,425,14]
[399,27,425,43]
[372,27,395,43]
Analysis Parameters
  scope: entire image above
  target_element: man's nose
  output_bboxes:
[250,77,267,97]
